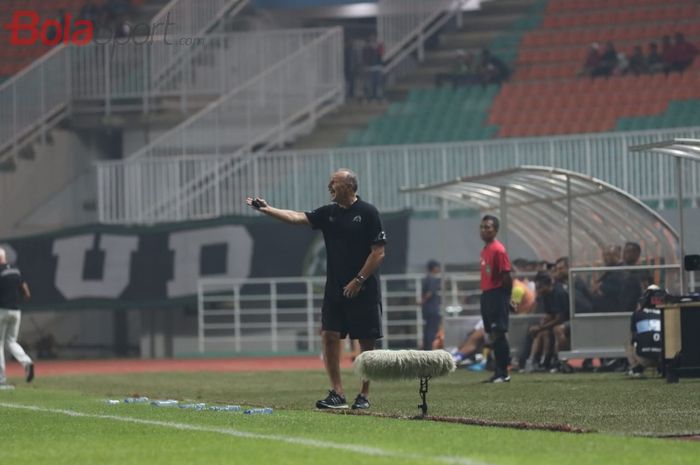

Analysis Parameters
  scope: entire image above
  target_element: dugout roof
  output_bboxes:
[400,166,680,266]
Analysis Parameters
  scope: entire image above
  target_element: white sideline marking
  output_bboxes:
[0,402,492,465]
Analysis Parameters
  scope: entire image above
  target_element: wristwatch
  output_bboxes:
[355,275,366,284]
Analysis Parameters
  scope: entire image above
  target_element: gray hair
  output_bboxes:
[336,168,358,192]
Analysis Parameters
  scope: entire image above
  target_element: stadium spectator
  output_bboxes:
[245,169,386,410]
[661,35,674,73]
[627,285,664,377]
[450,319,487,367]
[553,256,592,314]
[614,51,629,76]
[625,45,648,76]
[579,42,601,78]
[621,242,651,312]
[668,32,699,73]
[362,34,385,101]
[593,41,618,77]
[647,41,665,74]
[479,49,510,85]
[591,245,625,312]
[478,214,513,383]
[344,39,361,100]
[434,50,480,87]
[518,271,569,373]
[420,260,442,351]
[0,247,34,389]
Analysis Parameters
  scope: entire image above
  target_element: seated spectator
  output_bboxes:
[627,285,664,377]
[668,32,699,73]
[450,319,487,367]
[591,245,625,312]
[613,51,629,76]
[647,41,665,74]
[661,35,674,73]
[553,256,592,314]
[579,42,601,78]
[479,49,510,85]
[511,278,536,314]
[435,50,480,87]
[621,242,652,312]
[625,45,648,76]
[518,271,570,373]
[592,41,618,77]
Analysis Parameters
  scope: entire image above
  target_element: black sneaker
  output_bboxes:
[25,363,34,383]
[483,374,511,383]
[315,390,348,409]
[351,394,370,410]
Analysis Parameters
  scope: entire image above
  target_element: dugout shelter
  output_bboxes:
[401,166,682,359]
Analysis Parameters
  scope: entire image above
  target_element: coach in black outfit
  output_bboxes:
[246,169,386,410]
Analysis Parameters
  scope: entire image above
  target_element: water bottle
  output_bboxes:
[208,405,241,412]
[179,403,206,410]
[123,396,149,404]
[104,399,121,405]
[243,408,273,415]
[151,399,179,407]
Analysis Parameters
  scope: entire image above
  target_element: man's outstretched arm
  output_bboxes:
[246,197,309,225]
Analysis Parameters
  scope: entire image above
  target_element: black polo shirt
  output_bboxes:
[541,282,570,322]
[305,197,386,304]
[0,264,24,310]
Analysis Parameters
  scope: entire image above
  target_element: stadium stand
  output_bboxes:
[493,0,700,137]
[337,0,700,146]
[0,0,146,78]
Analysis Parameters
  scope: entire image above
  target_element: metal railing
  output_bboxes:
[97,126,700,224]
[0,0,247,154]
[151,0,248,42]
[96,28,344,223]
[378,0,480,73]
[0,46,71,159]
[197,273,480,354]
[71,29,329,115]
[148,0,249,96]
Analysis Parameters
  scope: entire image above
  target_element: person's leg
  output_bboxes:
[6,311,32,368]
[322,330,343,395]
[357,338,375,397]
[458,328,485,355]
[0,311,8,384]
[422,312,440,350]
[490,329,510,378]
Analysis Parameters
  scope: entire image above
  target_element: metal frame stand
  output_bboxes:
[417,376,430,418]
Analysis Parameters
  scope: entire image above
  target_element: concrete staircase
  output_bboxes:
[285,0,537,150]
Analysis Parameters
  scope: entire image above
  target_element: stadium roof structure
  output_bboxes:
[399,166,680,268]
[629,137,700,293]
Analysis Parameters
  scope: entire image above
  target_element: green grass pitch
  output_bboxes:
[1,368,698,465]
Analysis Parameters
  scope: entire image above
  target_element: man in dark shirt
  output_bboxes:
[420,260,441,350]
[246,169,386,410]
[592,245,625,312]
[0,248,34,388]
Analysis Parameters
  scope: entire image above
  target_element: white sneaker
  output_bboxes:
[0,383,15,390]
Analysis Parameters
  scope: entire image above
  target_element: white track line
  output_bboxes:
[0,402,493,465]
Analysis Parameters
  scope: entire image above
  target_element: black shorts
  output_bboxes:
[480,287,510,334]
[322,298,383,340]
